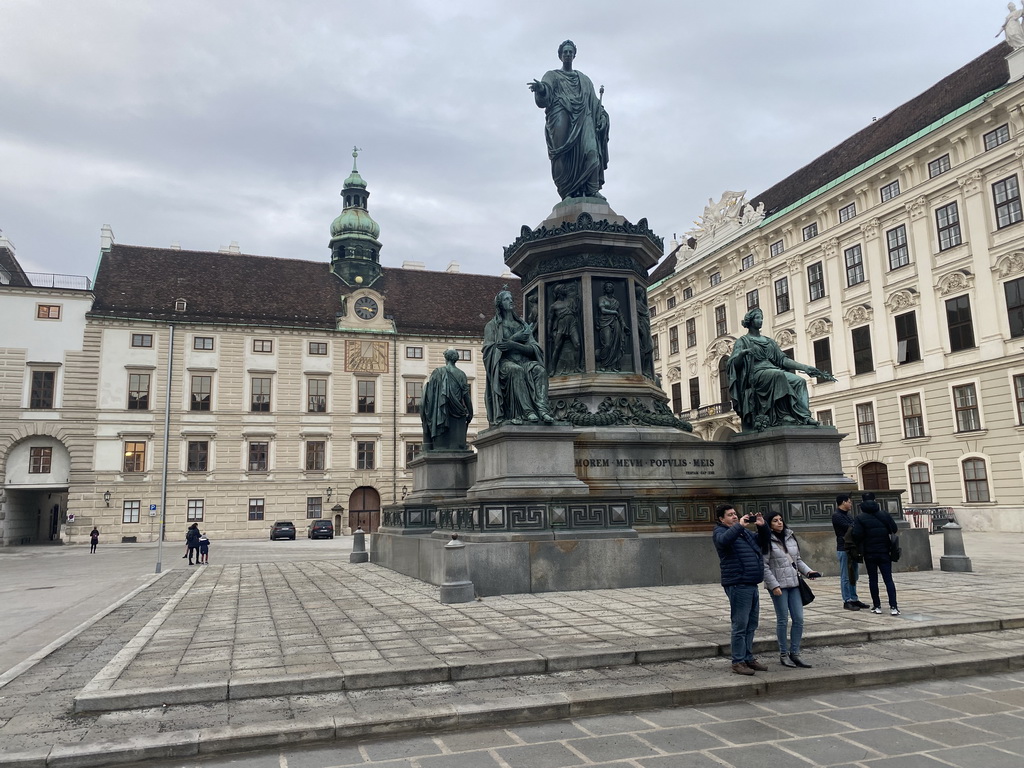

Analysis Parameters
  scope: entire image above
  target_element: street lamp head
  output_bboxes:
[103,490,111,507]
[326,486,333,501]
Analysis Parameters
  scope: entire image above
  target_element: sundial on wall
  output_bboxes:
[345,340,389,373]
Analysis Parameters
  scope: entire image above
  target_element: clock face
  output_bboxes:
[354,296,378,320]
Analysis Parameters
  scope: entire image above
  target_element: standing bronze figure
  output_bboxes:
[421,348,474,451]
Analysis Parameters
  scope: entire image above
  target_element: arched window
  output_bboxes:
[962,457,990,502]
[861,461,890,490]
[718,355,731,407]
[908,462,932,504]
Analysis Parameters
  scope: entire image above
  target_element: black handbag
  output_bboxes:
[796,574,815,606]
[889,532,902,562]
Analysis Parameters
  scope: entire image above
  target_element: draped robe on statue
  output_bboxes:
[727,333,816,431]
[482,315,550,425]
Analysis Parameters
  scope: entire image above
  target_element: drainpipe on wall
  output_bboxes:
[156,323,173,573]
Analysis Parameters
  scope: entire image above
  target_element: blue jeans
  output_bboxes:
[770,586,805,655]
[865,557,898,609]
[724,584,759,663]
[837,550,860,603]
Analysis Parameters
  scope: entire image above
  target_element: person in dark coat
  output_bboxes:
[851,493,900,615]
[89,527,99,554]
[185,523,201,566]
[832,494,867,610]
[713,504,769,675]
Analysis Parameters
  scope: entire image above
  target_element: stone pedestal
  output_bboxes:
[466,423,589,500]
[405,450,476,505]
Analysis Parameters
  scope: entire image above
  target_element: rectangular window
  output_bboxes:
[308,341,327,355]
[838,202,856,223]
[802,222,818,241]
[928,154,951,178]
[812,338,831,380]
[127,373,150,410]
[685,319,697,348]
[357,379,376,413]
[963,458,990,502]
[131,333,153,348]
[123,441,146,473]
[886,225,909,270]
[305,440,325,471]
[652,334,660,361]
[193,336,214,351]
[29,447,52,474]
[852,326,873,375]
[357,441,375,470]
[671,382,682,414]
[683,287,693,300]
[30,370,56,409]
[187,441,208,472]
[251,377,271,412]
[406,380,423,414]
[253,339,273,353]
[895,311,921,364]
[774,277,790,314]
[993,175,1024,229]
[1006,276,1024,338]
[984,123,1010,151]
[187,499,204,522]
[844,245,865,286]
[741,254,754,271]
[190,375,212,411]
[709,272,721,287]
[880,180,901,202]
[1014,374,1024,425]
[946,295,975,352]
[248,498,265,521]
[770,240,784,258]
[307,378,327,412]
[406,441,422,464]
[807,262,825,301]
[935,202,962,251]
[688,377,700,410]
[307,497,323,519]
[406,346,423,359]
[816,409,834,427]
[669,326,679,354]
[952,384,981,432]
[457,349,472,361]
[909,463,933,504]
[248,441,269,472]
[900,394,925,438]
[122,500,141,524]
[746,289,759,310]
[36,304,61,319]
[714,305,727,337]
[667,296,677,309]
[856,403,877,444]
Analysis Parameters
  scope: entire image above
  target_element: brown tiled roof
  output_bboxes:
[90,244,518,336]
[648,43,1011,286]
[0,245,32,288]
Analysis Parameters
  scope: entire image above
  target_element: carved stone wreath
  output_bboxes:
[936,269,974,296]
[807,318,833,339]
[885,289,920,312]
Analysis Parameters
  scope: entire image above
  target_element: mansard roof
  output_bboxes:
[0,244,32,288]
[90,244,518,337]
[649,43,1011,286]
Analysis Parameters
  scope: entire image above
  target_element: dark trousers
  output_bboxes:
[865,557,898,609]
[187,545,199,563]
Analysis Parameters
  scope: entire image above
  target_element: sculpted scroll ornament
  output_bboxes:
[905,196,928,220]
[705,339,734,374]
[860,218,881,240]
[774,329,796,348]
[957,170,983,196]
[667,366,681,382]
[936,270,975,296]
[844,304,873,326]
[885,289,920,312]
[807,318,833,339]
[996,251,1024,277]
[824,238,840,258]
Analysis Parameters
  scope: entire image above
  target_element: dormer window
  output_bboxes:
[174,298,187,312]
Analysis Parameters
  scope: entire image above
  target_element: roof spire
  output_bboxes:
[352,145,362,172]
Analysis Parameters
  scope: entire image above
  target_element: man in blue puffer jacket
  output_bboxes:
[713,504,769,675]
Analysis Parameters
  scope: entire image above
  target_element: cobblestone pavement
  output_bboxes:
[126,669,1024,768]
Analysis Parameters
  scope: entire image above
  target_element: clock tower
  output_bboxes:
[329,147,383,287]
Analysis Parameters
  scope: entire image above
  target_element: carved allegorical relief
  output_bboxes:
[884,289,920,312]
[995,251,1024,277]
[774,329,796,348]
[957,170,983,196]
[936,269,975,296]
[667,366,682,382]
[807,318,833,339]
[905,196,928,220]
[843,304,873,327]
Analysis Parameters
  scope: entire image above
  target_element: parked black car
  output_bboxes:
[270,521,296,540]
[307,520,334,539]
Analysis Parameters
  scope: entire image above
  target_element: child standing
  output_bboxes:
[198,533,210,564]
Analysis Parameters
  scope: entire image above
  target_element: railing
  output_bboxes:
[26,272,92,290]
[682,401,734,421]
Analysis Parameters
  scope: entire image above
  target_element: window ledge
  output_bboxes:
[857,442,881,448]
[901,435,929,442]
[954,429,987,437]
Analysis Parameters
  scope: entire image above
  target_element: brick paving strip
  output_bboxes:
[2,562,1024,767]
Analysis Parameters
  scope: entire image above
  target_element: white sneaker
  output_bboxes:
[871,606,883,614]
[890,607,901,616]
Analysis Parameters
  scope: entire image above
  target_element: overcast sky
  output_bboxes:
[0,1,1000,280]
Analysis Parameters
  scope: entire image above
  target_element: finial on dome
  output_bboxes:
[352,146,362,172]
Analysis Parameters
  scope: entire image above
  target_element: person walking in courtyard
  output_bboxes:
[832,494,867,611]
[89,527,99,554]
[185,523,201,565]
[198,532,210,565]
[713,504,769,675]
[762,512,820,668]
[851,493,901,615]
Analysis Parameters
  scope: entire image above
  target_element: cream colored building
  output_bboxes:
[649,43,1024,532]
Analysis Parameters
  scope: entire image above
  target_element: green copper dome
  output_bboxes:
[330,207,380,239]
[343,169,367,189]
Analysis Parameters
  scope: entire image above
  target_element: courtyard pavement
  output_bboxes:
[1,531,1023,767]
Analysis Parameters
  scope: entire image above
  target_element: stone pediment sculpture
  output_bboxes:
[1002,2,1024,50]
[685,190,764,248]
[727,308,836,432]
[421,348,474,451]
[529,40,610,201]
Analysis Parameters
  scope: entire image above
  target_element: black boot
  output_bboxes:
[780,653,797,667]
[789,654,812,668]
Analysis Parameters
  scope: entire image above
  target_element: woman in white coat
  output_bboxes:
[763,511,820,668]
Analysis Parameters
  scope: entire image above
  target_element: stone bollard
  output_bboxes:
[349,527,369,564]
[439,534,475,604]
[939,522,972,572]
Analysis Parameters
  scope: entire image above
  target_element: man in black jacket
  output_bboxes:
[832,494,868,611]
[713,504,768,675]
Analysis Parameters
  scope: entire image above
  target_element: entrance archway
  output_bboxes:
[2,436,71,545]
[348,487,381,533]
